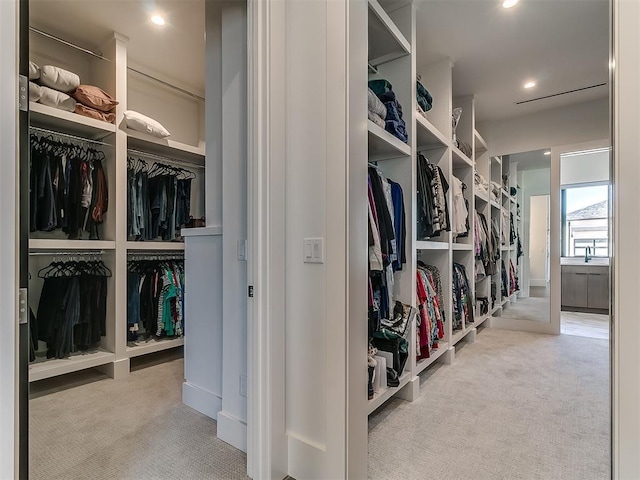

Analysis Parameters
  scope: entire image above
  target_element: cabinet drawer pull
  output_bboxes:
[575,272,588,275]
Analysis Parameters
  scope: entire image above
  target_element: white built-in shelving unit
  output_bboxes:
[27,30,205,382]
[365,0,527,416]
[366,0,497,415]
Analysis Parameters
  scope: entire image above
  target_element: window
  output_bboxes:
[561,183,609,258]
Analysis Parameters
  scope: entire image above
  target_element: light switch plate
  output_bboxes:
[303,238,324,264]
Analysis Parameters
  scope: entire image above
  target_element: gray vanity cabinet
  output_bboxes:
[561,265,609,312]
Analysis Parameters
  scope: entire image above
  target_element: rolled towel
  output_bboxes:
[368,88,387,119]
[416,80,433,112]
[368,110,386,129]
[368,79,393,97]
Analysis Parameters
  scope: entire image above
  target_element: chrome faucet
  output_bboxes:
[585,246,591,263]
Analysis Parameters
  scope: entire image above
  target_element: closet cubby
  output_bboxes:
[27,30,205,382]
[27,251,116,382]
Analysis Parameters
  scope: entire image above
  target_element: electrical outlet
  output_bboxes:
[239,374,247,397]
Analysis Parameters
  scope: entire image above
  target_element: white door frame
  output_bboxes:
[246,0,288,478]
[0,0,19,475]
[551,139,610,336]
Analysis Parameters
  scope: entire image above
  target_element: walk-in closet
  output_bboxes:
[24,1,249,478]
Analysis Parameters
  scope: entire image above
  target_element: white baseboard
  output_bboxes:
[217,410,248,452]
[182,382,222,420]
[530,279,547,287]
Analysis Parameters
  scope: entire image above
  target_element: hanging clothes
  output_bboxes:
[474,210,497,276]
[32,259,110,360]
[451,175,469,238]
[452,262,474,330]
[368,165,406,323]
[127,157,194,242]
[416,263,445,360]
[417,153,450,239]
[127,258,185,342]
[30,134,109,239]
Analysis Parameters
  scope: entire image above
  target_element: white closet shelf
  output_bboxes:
[126,337,184,358]
[125,129,205,165]
[474,191,489,204]
[367,120,411,160]
[452,146,473,168]
[126,242,185,251]
[367,370,411,415]
[492,156,502,165]
[416,114,449,150]
[501,298,509,306]
[29,350,115,382]
[29,239,116,251]
[30,102,116,140]
[416,342,450,375]
[451,329,466,346]
[452,243,473,251]
[474,129,488,155]
[474,314,490,328]
[490,200,501,209]
[367,0,411,66]
[510,197,517,204]
[491,305,501,315]
[416,240,449,250]
[502,189,509,197]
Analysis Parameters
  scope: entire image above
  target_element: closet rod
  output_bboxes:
[127,68,205,101]
[30,126,112,146]
[128,252,185,259]
[30,27,205,101]
[29,250,107,256]
[127,149,205,169]
[30,27,112,62]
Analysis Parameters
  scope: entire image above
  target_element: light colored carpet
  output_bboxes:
[368,328,609,480]
[501,296,551,322]
[30,352,249,480]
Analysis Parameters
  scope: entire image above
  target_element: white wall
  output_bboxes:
[479,97,609,157]
[614,0,640,475]
[218,1,248,452]
[520,168,551,296]
[560,148,610,185]
[0,0,17,475]
[529,195,549,285]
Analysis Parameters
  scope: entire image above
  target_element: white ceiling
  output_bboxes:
[508,149,551,171]
[30,0,205,96]
[416,0,609,123]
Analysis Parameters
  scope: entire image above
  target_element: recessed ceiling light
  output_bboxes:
[524,81,536,89]
[503,0,518,8]
[151,15,165,26]
[544,151,551,156]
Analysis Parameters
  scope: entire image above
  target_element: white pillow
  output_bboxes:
[38,86,76,112]
[123,110,171,138]
[29,61,40,80]
[29,82,42,102]
[39,65,80,93]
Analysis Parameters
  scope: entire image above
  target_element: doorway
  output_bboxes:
[559,147,611,341]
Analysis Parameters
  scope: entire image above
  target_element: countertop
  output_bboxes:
[561,257,609,266]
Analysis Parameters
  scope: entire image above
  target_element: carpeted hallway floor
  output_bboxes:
[30,350,249,480]
[368,327,609,480]
[30,329,609,480]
